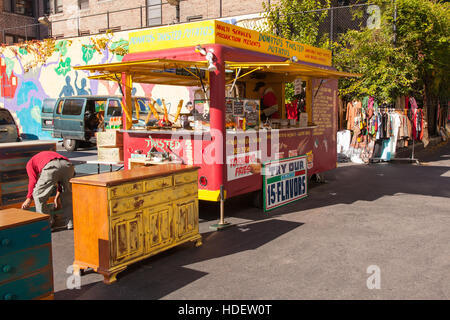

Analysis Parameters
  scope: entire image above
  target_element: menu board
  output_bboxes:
[225,98,234,115]
[244,99,260,128]
[233,100,244,116]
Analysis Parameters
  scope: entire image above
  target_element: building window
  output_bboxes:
[4,35,14,45]
[3,0,34,16]
[147,0,161,27]
[79,0,89,10]
[187,15,202,22]
[54,0,63,13]
[43,0,50,14]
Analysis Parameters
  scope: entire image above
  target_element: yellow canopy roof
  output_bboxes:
[74,59,209,86]
[225,61,361,79]
[75,58,360,87]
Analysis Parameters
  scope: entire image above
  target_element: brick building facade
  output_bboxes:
[0,0,49,44]
[48,0,276,39]
[0,0,366,43]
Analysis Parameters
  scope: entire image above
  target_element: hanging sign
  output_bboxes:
[263,155,308,212]
[294,78,303,95]
[129,20,332,66]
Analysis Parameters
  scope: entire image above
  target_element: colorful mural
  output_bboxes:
[0,30,194,140]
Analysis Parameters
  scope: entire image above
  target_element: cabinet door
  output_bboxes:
[111,211,144,266]
[143,205,173,254]
[174,198,198,240]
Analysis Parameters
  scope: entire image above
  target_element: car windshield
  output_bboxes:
[0,110,14,125]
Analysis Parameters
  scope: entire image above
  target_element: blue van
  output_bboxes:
[41,95,151,151]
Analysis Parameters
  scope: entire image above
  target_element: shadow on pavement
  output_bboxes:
[54,219,303,300]
[197,144,450,222]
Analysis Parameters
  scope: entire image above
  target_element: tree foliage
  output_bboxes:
[333,0,450,103]
[262,0,331,101]
[262,0,331,48]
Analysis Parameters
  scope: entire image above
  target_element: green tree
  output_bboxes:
[262,0,332,102]
[262,0,331,48]
[333,0,450,131]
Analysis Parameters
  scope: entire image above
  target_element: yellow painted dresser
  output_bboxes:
[70,164,201,284]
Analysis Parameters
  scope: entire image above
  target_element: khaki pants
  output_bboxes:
[33,159,75,224]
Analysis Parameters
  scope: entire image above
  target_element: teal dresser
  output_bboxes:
[0,209,54,300]
[0,141,56,209]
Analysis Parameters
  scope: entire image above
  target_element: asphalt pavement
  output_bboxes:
[51,140,450,299]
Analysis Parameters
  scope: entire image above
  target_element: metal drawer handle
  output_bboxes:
[2,265,11,273]
[1,239,10,247]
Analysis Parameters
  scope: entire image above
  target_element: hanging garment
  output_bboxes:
[376,112,382,140]
[337,130,352,155]
[409,97,418,110]
[382,112,388,139]
[372,139,384,159]
[346,100,362,131]
[386,113,391,138]
[380,138,391,161]
[402,114,409,138]
[389,113,401,157]
[407,115,413,139]
[398,113,405,138]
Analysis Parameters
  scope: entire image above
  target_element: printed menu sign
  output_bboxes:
[233,100,244,116]
[225,98,234,115]
[244,99,260,128]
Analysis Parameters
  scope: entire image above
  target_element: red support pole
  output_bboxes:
[207,45,226,192]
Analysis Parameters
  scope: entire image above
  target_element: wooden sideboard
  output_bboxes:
[70,164,202,284]
[0,209,54,300]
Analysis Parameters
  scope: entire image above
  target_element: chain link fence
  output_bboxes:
[0,3,376,43]
[0,3,163,43]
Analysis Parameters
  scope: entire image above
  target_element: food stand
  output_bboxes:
[76,20,358,222]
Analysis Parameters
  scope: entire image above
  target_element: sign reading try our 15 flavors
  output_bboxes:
[263,155,308,212]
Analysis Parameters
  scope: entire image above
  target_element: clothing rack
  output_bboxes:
[391,108,419,164]
[370,108,419,164]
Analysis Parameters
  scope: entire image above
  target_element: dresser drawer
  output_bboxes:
[0,268,52,300]
[174,171,197,185]
[173,183,198,200]
[144,176,173,192]
[109,192,161,216]
[0,220,50,257]
[0,244,51,284]
[108,181,143,200]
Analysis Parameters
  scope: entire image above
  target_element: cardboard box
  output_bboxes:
[96,130,123,148]
[97,147,124,162]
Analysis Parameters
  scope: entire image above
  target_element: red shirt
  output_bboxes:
[26,151,69,199]
[262,90,280,119]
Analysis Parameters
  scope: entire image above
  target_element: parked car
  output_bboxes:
[41,98,57,132]
[43,95,153,151]
[0,108,20,143]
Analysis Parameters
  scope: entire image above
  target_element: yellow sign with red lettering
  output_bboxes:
[129,20,332,66]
